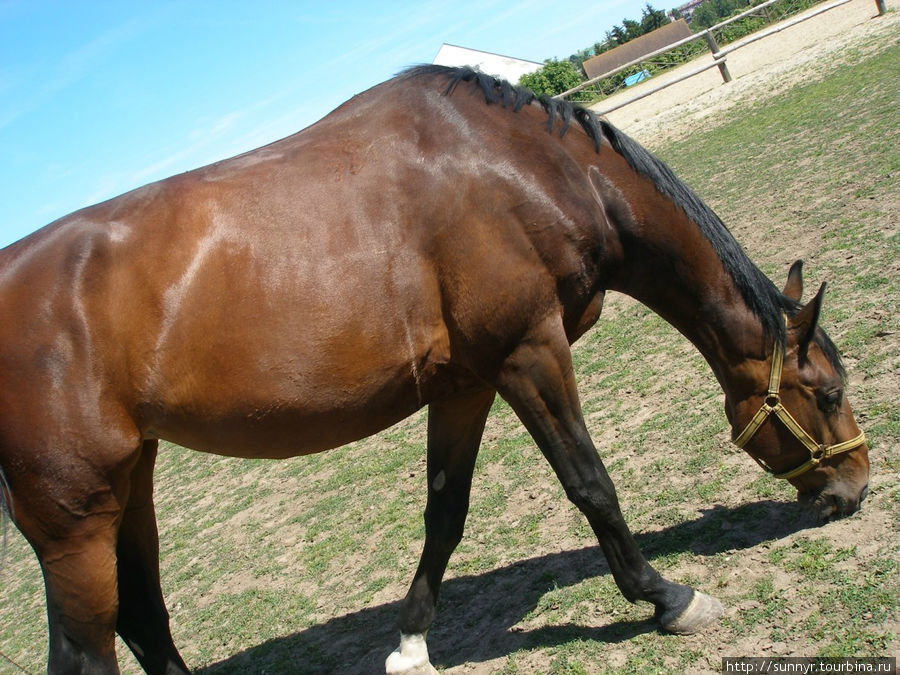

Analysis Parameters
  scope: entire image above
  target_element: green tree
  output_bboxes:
[622,18,643,40]
[691,2,718,27]
[518,59,585,98]
[640,3,670,32]
[691,0,752,28]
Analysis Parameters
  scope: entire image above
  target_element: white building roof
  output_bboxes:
[432,43,542,83]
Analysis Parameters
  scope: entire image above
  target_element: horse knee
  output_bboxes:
[562,472,621,522]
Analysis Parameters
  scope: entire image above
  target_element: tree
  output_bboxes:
[691,2,718,28]
[640,3,670,32]
[518,59,585,98]
[622,18,643,41]
[691,0,753,28]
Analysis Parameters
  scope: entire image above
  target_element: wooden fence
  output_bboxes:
[556,0,884,113]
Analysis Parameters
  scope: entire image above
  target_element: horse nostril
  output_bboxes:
[859,483,869,504]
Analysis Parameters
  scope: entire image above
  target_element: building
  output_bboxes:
[675,0,707,22]
[432,44,543,83]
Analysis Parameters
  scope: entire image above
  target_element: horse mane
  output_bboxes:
[400,64,603,151]
[399,65,844,375]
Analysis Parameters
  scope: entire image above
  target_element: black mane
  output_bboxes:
[401,64,603,151]
[400,65,844,375]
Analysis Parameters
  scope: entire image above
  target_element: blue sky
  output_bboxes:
[1,0,654,247]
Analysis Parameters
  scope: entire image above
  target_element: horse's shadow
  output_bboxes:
[198,500,814,674]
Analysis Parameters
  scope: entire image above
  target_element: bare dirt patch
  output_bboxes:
[600,0,899,146]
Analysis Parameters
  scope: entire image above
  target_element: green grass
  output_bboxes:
[1,36,897,675]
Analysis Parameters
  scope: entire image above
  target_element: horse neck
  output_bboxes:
[602,181,770,395]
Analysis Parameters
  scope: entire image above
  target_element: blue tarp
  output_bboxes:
[624,70,651,86]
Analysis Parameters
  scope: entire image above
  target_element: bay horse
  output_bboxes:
[0,65,868,674]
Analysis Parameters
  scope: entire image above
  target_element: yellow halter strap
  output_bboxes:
[732,333,866,480]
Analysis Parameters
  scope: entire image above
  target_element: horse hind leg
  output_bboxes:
[116,440,189,675]
[7,449,130,673]
[387,388,496,675]
[3,423,181,673]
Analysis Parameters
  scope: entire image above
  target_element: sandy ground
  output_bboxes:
[594,0,898,146]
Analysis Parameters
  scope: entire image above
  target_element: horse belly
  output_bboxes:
[148,375,427,460]
[141,275,454,459]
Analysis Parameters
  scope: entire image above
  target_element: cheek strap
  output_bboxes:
[733,336,866,480]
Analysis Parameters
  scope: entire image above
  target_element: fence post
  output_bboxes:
[703,29,720,54]
[703,30,733,82]
[875,0,886,14]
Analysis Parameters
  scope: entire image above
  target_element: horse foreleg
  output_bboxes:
[387,389,496,675]
[116,440,189,675]
[495,314,723,633]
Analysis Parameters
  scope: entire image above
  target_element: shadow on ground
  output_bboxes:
[199,499,815,674]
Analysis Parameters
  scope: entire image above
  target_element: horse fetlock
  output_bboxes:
[385,633,438,675]
[659,589,724,634]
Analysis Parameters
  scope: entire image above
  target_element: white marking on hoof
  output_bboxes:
[385,633,438,674]
[432,470,446,492]
[663,590,725,634]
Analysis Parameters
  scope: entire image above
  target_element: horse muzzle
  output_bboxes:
[798,481,868,522]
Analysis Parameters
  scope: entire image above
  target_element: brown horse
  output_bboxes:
[0,65,868,674]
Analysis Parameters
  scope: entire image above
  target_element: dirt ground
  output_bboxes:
[598,0,897,146]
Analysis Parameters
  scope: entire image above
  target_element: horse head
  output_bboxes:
[728,261,869,521]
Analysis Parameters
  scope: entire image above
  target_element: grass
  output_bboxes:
[1,33,898,675]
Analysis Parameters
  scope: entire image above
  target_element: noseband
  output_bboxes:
[732,332,866,480]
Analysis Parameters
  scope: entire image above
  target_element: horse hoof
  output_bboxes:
[385,651,438,675]
[385,633,439,675]
[385,661,438,675]
[662,590,724,634]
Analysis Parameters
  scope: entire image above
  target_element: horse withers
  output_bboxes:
[0,65,868,674]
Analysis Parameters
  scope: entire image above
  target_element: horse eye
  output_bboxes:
[820,389,843,411]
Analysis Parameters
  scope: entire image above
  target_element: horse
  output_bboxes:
[0,65,868,674]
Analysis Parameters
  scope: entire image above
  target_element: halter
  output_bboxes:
[732,331,866,480]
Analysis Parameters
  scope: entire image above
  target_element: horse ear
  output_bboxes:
[783,260,804,301]
[790,282,826,360]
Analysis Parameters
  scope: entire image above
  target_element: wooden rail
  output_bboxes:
[716,0,854,56]
[592,58,729,115]
[556,0,875,102]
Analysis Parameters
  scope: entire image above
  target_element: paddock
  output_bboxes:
[0,3,896,672]
[579,0,889,122]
